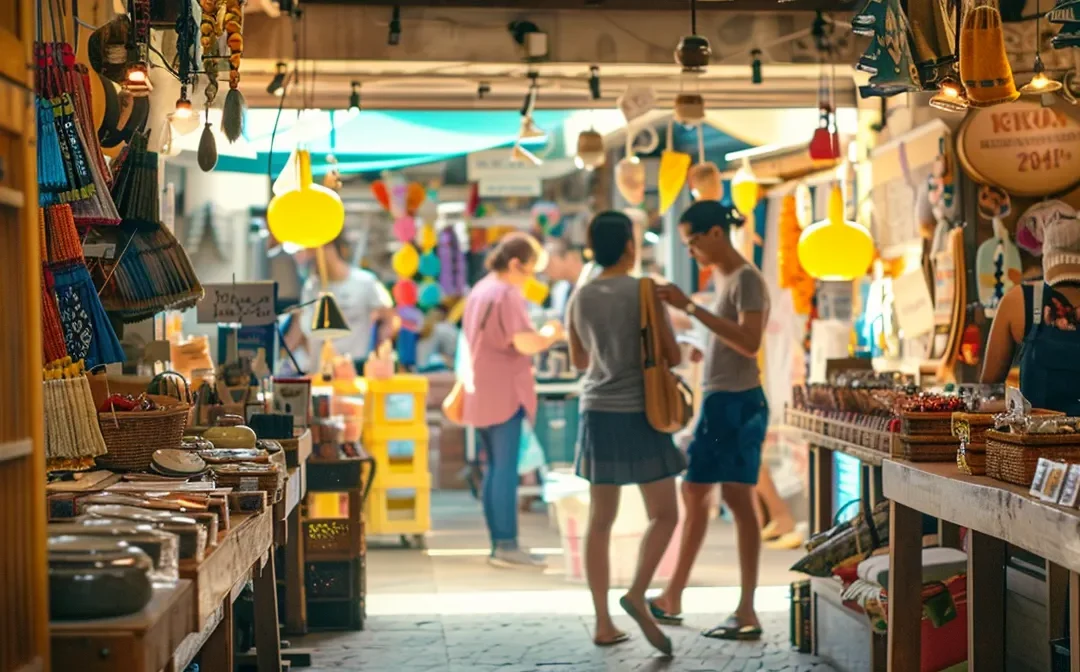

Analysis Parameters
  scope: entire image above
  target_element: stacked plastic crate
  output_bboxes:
[361,375,431,548]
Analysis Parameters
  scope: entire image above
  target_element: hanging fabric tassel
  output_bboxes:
[960,3,1020,107]
[41,267,68,365]
[44,204,84,264]
[36,97,67,200]
[221,0,246,143]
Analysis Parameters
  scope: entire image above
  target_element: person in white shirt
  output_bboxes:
[294,234,395,372]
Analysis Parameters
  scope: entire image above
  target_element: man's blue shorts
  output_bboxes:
[685,387,769,485]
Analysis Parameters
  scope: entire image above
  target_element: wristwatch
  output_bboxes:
[685,303,698,316]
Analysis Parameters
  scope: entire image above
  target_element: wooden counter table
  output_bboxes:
[51,580,195,672]
[883,459,1080,672]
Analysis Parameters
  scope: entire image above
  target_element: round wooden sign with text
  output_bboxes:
[957,100,1080,198]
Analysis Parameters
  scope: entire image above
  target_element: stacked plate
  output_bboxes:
[150,449,207,478]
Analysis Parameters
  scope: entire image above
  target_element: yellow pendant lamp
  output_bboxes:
[730,158,760,216]
[797,185,874,281]
[267,149,345,249]
[658,121,691,215]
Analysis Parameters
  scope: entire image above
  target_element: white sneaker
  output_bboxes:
[488,547,547,570]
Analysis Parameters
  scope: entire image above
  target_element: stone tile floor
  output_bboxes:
[296,491,830,672]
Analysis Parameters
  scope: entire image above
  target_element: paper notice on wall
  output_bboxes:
[809,319,851,384]
[197,282,278,326]
[892,271,935,338]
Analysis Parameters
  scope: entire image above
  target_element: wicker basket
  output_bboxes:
[95,395,191,471]
[902,411,957,436]
[952,409,1064,445]
[957,441,987,475]
[897,434,960,462]
[985,429,1080,486]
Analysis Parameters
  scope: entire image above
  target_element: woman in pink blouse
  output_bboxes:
[461,233,564,569]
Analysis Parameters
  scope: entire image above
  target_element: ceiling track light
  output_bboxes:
[750,49,763,85]
[478,81,491,99]
[348,81,361,112]
[267,62,287,96]
[388,5,402,46]
[588,65,601,101]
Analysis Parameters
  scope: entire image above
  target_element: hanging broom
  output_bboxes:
[960,3,1019,107]
[221,0,246,143]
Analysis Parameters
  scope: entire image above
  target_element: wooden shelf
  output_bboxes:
[51,580,195,672]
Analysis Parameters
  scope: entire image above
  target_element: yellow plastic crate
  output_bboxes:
[361,375,429,427]
[363,423,430,482]
[365,472,431,540]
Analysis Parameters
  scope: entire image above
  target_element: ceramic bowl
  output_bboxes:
[49,523,180,580]
[151,449,206,476]
[48,536,154,620]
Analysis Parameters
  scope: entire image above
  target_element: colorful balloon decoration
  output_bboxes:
[418,280,443,310]
[440,227,468,295]
[391,245,420,277]
[418,252,441,278]
[392,278,418,306]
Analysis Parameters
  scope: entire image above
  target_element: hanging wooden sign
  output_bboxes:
[957,100,1080,197]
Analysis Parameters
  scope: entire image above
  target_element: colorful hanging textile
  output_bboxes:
[908,0,957,89]
[52,263,125,369]
[959,3,1020,107]
[41,267,68,365]
[853,0,922,97]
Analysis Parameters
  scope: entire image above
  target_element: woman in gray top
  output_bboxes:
[567,211,686,655]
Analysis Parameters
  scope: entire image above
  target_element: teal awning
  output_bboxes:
[213,109,573,176]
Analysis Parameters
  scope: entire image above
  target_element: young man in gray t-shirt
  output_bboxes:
[649,201,771,643]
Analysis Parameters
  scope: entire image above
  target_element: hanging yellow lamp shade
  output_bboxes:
[797,186,874,281]
[730,158,760,216]
[267,149,345,249]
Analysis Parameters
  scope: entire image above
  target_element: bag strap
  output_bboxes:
[639,278,656,369]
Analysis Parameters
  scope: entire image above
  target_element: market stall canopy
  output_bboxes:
[187,109,576,176]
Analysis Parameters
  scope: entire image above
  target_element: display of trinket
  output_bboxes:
[48,519,180,581]
[204,424,258,449]
[81,505,208,562]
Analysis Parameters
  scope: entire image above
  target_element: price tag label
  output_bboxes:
[239,477,259,492]
[618,87,656,124]
[197,282,278,326]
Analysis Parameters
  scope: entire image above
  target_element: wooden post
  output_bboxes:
[887,501,922,672]
[201,600,234,672]
[966,531,1006,672]
[1047,562,1069,646]
[284,506,307,635]
[253,558,283,672]
[938,521,962,550]
[1070,572,1080,672]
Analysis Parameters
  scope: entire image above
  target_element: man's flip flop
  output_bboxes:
[702,617,763,641]
[593,632,630,647]
[647,599,683,626]
[619,596,674,656]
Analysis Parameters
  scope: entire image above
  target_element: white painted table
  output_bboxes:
[883,459,1079,672]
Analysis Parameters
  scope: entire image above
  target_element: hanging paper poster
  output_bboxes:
[198,282,278,326]
[893,271,935,338]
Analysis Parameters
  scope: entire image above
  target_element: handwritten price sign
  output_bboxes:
[197,282,278,326]
[958,100,1080,197]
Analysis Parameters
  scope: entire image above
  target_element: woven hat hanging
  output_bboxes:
[959,2,1020,107]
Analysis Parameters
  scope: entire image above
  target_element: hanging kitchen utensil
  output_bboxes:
[657,120,692,216]
[960,2,1019,106]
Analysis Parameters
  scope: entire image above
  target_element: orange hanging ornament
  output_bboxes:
[778,194,815,314]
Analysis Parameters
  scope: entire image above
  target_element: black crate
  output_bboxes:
[307,457,372,493]
[306,559,364,600]
[1052,638,1070,672]
[307,598,365,631]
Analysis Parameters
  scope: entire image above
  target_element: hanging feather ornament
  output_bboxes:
[198,116,218,171]
[959,3,1019,107]
[221,0,246,142]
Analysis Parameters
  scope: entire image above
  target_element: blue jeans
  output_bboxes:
[476,407,525,552]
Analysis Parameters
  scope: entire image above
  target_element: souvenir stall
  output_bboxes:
[784,1,1080,671]
[0,0,343,667]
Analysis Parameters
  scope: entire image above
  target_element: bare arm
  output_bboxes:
[511,325,562,356]
[568,321,588,371]
[980,286,1023,384]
